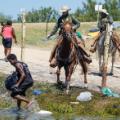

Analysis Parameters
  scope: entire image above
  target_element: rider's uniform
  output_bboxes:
[49,14,80,38]
[49,14,91,67]
[49,14,80,67]
[90,14,113,53]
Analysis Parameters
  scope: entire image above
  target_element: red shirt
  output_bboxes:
[2,26,13,39]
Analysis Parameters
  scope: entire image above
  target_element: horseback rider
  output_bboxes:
[90,9,113,53]
[47,5,91,67]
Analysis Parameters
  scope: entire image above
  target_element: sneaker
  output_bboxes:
[27,101,34,110]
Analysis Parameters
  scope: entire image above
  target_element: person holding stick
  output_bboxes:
[6,54,34,110]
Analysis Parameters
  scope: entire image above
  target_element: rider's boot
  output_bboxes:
[77,43,92,64]
[49,38,63,68]
[83,55,92,64]
[50,57,57,68]
[90,45,97,53]
[90,32,100,53]
[49,43,58,68]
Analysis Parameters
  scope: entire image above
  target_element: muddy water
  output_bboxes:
[0,115,119,120]
[0,108,119,120]
[0,74,120,120]
[0,108,54,120]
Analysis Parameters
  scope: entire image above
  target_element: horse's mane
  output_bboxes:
[63,21,72,26]
[62,21,73,34]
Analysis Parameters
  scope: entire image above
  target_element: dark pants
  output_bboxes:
[11,81,33,97]
[2,38,12,48]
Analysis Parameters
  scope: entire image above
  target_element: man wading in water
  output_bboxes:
[7,54,33,110]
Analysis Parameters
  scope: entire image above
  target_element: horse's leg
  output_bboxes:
[64,62,75,94]
[79,60,88,88]
[110,51,116,75]
[64,65,70,94]
[56,66,62,84]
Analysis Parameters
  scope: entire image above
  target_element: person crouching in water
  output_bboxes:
[0,20,17,62]
[7,54,33,110]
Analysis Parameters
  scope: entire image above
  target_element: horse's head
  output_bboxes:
[62,21,72,33]
[61,21,73,42]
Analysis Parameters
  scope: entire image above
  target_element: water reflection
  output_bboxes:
[0,108,55,120]
[0,108,28,120]
[0,108,120,120]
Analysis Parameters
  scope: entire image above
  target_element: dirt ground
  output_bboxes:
[0,44,120,94]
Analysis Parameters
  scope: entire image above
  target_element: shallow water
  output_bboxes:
[0,108,120,120]
[0,90,120,120]
[0,75,120,120]
[0,108,54,120]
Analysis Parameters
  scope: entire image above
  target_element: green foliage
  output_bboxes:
[1,1,120,23]
[104,0,120,21]
[74,0,120,22]
[0,74,120,118]
[82,0,97,22]
[35,83,120,117]
[0,98,12,108]
[17,7,59,23]
[0,13,12,23]
[105,100,120,115]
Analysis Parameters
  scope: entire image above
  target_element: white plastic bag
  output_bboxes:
[36,110,52,115]
[76,91,93,102]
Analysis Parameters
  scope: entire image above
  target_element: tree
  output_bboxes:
[17,7,59,23]
[0,13,12,23]
[104,0,120,21]
[82,0,97,21]
[16,0,120,23]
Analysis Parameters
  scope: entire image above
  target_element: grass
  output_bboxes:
[0,73,14,108]
[34,82,120,117]
[0,22,120,50]
[0,21,120,119]
[0,73,120,119]
[0,22,113,48]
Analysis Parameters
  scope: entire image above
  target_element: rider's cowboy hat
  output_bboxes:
[99,9,109,15]
[60,5,71,13]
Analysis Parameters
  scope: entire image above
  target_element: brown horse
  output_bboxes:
[56,21,88,94]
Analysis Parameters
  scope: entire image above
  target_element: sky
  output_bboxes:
[0,0,105,19]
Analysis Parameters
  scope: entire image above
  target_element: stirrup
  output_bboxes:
[84,56,92,64]
[50,58,57,68]
[90,48,96,53]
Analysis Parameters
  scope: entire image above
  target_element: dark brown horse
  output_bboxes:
[56,21,88,94]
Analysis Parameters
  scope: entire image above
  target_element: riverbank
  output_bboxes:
[0,73,120,119]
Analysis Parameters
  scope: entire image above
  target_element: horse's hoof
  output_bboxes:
[57,81,63,85]
[109,72,113,76]
[99,73,102,76]
[66,90,69,94]
[84,83,88,88]
[62,84,67,89]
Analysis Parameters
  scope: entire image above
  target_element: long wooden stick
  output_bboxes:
[102,23,111,87]
[21,10,26,61]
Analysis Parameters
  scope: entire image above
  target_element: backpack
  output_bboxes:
[5,72,18,91]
